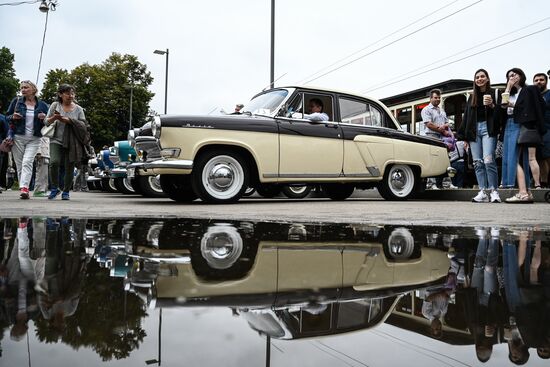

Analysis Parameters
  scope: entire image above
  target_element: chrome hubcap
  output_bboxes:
[390,169,407,190]
[208,164,234,191]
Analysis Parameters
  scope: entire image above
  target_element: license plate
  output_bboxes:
[127,168,135,178]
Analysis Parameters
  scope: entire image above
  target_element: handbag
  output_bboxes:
[41,121,57,138]
[517,125,542,146]
[0,138,13,153]
[40,101,59,138]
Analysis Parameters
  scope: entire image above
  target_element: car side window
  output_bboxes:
[286,93,334,121]
[339,98,392,129]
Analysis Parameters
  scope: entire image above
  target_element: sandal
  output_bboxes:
[505,193,533,204]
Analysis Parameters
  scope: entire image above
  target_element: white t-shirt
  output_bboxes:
[25,107,34,136]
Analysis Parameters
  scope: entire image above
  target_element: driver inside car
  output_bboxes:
[304,98,329,121]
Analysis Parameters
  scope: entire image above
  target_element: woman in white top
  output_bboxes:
[5,81,49,199]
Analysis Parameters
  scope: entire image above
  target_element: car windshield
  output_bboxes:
[242,89,289,117]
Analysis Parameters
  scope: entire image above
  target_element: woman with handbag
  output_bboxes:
[5,81,49,199]
[501,68,546,203]
[45,84,88,201]
[457,69,502,203]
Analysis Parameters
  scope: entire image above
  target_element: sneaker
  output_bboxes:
[448,184,458,189]
[490,190,501,203]
[431,185,441,190]
[505,193,533,204]
[20,187,30,200]
[61,191,70,200]
[472,190,488,203]
[33,191,47,197]
[48,188,60,200]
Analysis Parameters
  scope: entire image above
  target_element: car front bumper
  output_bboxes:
[127,159,194,177]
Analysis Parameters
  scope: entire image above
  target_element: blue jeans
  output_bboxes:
[502,118,520,188]
[469,121,498,190]
[450,160,464,187]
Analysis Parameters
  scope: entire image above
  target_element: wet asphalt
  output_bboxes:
[1,188,549,228]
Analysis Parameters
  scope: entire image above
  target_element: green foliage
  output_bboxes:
[40,53,155,149]
[0,47,19,113]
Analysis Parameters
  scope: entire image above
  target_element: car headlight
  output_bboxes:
[151,115,161,139]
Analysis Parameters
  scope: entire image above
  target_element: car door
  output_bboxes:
[276,92,344,179]
[338,96,396,178]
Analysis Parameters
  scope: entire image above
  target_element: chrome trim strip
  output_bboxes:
[270,173,343,178]
[142,159,193,170]
[344,173,373,178]
[367,166,380,176]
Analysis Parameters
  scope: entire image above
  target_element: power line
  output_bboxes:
[0,0,39,6]
[302,0,484,86]
[364,17,550,93]
[363,25,550,94]
[36,9,49,85]
[295,0,461,85]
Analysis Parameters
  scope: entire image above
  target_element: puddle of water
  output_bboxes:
[0,217,548,366]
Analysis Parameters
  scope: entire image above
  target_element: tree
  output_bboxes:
[0,47,19,113]
[40,53,155,149]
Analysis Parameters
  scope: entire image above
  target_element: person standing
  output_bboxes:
[5,81,49,199]
[33,136,50,197]
[457,69,501,203]
[502,68,545,203]
[533,73,550,187]
[421,89,449,189]
[45,84,89,201]
[0,105,8,194]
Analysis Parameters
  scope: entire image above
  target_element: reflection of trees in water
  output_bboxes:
[34,260,147,361]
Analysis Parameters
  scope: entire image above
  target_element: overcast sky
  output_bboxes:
[1,0,549,116]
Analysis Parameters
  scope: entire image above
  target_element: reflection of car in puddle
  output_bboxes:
[122,223,452,339]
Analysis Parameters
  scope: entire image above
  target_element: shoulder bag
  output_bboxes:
[517,125,542,146]
[41,102,58,138]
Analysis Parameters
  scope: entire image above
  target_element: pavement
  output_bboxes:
[1,187,549,228]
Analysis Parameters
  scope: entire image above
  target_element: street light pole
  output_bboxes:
[154,49,169,114]
[129,85,133,130]
[270,0,275,89]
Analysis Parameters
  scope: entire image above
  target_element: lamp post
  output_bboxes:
[153,49,169,114]
[124,84,134,131]
[270,0,275,88]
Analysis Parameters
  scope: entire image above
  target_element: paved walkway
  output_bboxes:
[1,188,549,228]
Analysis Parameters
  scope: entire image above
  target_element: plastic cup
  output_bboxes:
[501,92,510,104]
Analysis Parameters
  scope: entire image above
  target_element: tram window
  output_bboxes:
[396,107,412,132]
[415,102,429,135]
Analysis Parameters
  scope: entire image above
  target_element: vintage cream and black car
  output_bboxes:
[129,87,453,203]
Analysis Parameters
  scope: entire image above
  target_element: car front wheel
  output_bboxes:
[192,151,249,203]
[138,175,165,198]
[378,164,416,201]
[159,174,197,202]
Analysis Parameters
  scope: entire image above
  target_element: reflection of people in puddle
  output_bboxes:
[502,229,548,364]
[5,218,45,341]
[37,218,87,332]
[465,227,506,362]
[422,257,462,338]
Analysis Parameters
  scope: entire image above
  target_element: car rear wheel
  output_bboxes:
[378,164,416,201]
[256,184,281,198]
[192,151,249,203]
[282,185,312,199]
[322,183,354,200]
[137,175,165,198]
[114,177,135,194]
[159,174,197,202]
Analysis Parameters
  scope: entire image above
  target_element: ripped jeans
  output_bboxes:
[469,121,498,190]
